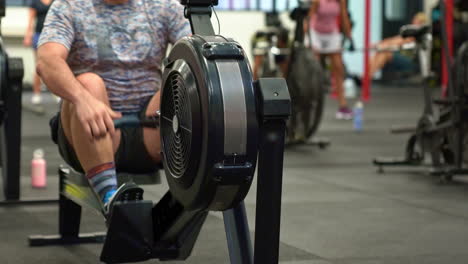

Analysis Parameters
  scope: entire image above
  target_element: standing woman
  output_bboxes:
[23,0,53,105]
[309,0,352,120]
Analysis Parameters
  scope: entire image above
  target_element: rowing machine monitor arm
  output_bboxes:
[180,0,219,36]
[0,0,4,18]
[290,0,310,43]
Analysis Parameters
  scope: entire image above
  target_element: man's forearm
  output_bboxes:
[36,56,85,104]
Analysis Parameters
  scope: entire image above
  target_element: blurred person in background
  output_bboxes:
[364,13,428,80]
[24,0,53,105]
[309,0,352,120]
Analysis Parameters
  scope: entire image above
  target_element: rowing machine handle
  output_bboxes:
[114,114,160,129]
[114,115,141,128]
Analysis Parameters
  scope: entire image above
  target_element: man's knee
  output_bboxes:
[76,72,106,100]
[145,91,161,116]
[143,92,162,163]
[61,73,106,141]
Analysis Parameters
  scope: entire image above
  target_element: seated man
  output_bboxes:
[368,13,428,79]
[37,0,190,213]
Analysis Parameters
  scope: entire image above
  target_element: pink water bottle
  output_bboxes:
[31,148,47,188]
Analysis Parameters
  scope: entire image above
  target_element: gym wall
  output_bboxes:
[1,7,269,87]
[1,1,437,87]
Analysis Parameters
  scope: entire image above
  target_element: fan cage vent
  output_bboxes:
[161,72,193,179]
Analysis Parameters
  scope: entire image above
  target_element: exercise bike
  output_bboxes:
[286,1,328,147]
[252,12,289,79]
[429,0,468,180]
[252,1,329,148]
[433,42,468,181]
[29,1,291,263]
[374,7,468,181]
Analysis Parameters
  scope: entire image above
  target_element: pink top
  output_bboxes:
[311,0,340,34]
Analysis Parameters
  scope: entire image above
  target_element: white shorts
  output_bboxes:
[308,29,342,54]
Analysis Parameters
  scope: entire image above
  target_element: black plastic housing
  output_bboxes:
[180,0,218,6]
[160,35,259,211]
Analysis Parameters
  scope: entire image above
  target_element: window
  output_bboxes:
[215,0,299,11]
[385,0,405,20]
[6,0,28,6]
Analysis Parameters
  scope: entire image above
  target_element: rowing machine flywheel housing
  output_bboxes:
[160,35,259,211]
[0,43,7,124]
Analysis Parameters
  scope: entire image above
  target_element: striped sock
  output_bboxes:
[86,162,118,204]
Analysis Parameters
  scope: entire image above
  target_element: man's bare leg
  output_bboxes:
[60,72,124,204]
[142,91,162,164]
[61,73,121,171]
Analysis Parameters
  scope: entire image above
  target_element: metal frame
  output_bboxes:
[29,90,290,262]
[28,3,290,264]
[0,56,57,206]
[224,202,254,264]
[28,168,105,246]
[374,19,468,180]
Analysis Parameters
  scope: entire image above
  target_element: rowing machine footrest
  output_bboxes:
[28,233,106,246]
[61,166,161,186]
[117,171,161,185]
[101,200,154,264]
[433,98,458,105]
[390,125,417,134]
[373,157,421,166]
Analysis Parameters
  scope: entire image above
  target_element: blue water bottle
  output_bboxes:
[353,101,364,132]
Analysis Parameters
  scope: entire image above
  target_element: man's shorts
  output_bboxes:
[54,98,159,174]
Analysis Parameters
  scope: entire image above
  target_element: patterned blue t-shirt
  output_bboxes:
[38,0,191,113]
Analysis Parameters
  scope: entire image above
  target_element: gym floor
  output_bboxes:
[2,85,468,264]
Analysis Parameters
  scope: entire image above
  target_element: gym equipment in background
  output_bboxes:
[374,1,468,181]
[0,0,56,206]
[286,0,328,147]
[252,11,289,79]
[29,1,291,264]
[252,0,329,148]
[373,25,436,172]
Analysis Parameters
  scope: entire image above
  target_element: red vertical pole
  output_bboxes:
[442,0,454,97]
[362,0,371,101]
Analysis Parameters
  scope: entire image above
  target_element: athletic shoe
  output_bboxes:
[31,94,42,105]
[103,182,144,219]
[335,107,353,120]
